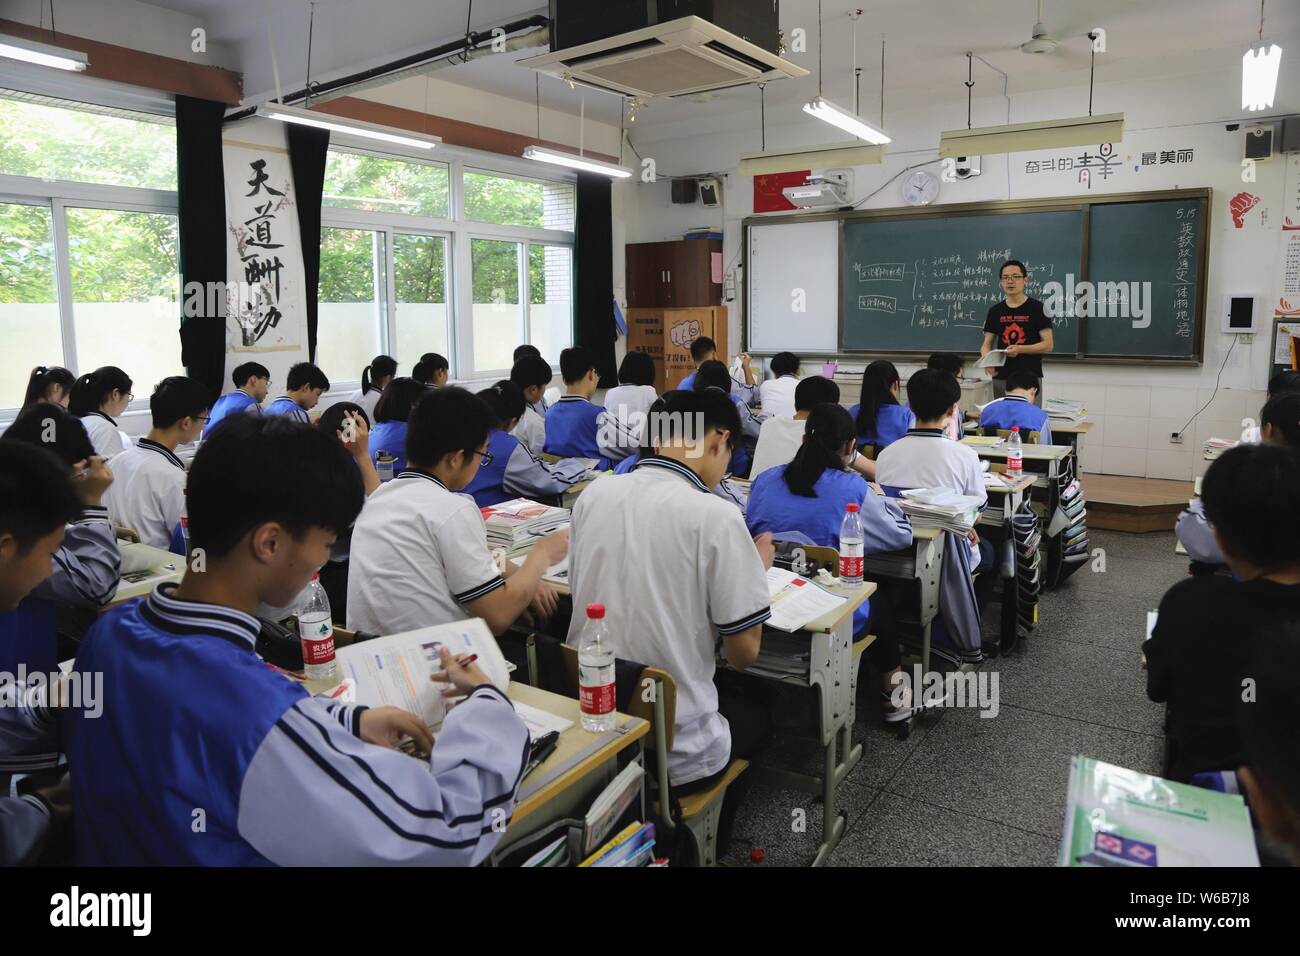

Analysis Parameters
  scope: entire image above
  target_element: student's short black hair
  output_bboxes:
[692,359,731,393]
[794,375,840,411]
[149,376,211,429]
[654,388,739,452]
[186,414,363,559]
[689,336,717,363]
[510,356,554,391]
[1268,369,1300,398]
[406,386,497,468]
[1005,370,1041,393]
[316,401,369,442]
[1240,621,1300,835]
[232,362,270,389]
[906,368,961,422]
[413,352,449,384]
[770,352,800,377]
[69,366,132,417]
[559,346,596,385]
[618,350,657,387]
[4,403,95,467]
[373,377,425,424]
[927,353,964,377]
[513,344,542,363]
[478,381,526,425]
[286,362,329,392]
[1262,392,1300,450]
[23,366,75,407]
[1201,443,1300,569]
[0,440,82,552]
[999,259,1028,278]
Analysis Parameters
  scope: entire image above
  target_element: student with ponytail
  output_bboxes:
[347,354,397,421]
[849,360,914,454]
[368,376,426,475]
[746,403,917,723]
[69,366,134,458]
[412,352,449,388]
[22,366,75,409]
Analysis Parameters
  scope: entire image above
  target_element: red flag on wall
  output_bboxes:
[753,170,811,213]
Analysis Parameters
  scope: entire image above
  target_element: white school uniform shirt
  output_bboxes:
[749,415,807,481]
[81,412,133,460]
[103,438,186,548]
[346,470,505,635]
[566,458,771,786]
[344,386,383,423]
[874,428,987,506]
[601,383,658,451]
[758,375,799,420]
[511,404,547,456]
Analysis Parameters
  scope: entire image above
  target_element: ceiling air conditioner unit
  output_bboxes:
[519,16,808,100]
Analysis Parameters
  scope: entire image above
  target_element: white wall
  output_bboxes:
[620,62,1298,480]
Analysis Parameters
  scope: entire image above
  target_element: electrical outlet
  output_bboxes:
[1170,433,1184,444]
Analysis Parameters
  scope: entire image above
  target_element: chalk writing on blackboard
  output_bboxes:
[854,262,906,282]
[859,295,897,313]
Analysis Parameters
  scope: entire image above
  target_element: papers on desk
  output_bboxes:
[765,566,848,632]
[480,498,570,552]
[509,554,570,587]
[964,435,1006,447]
[1059,756,1258,867]
[1202,437,1236,461]
[984,470,1017,490]
[898,489,984,534]
[513,699,573,741]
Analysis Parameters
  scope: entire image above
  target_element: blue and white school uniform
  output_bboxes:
[103,438,186,549]
[0,679,57,865]
[80,411,133,460]
[679,370,758,405]
[345,385,383,423]
[1175,500,1226,566]
[204,390,261,437]
[264,395,310,424]
[747,466,912,636]
[875,428,986,503]
[64,583,529,865]
[758,375,799,420]
[543,395,612,470]
[369,420,409,474]
[464,429,590,508]
[847,402,915,451]
[979,394,1052,444]
[511,399,548,457]
[602,384,658,460]
[728,393,766,478]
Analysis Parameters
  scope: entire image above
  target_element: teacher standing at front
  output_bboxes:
[980,259,1053,403]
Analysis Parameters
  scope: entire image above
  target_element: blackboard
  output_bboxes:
[841,209,1084,353]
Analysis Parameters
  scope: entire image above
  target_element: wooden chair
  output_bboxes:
[539,452,562,465]
[981,426,1042,444]
[557,644,745,867]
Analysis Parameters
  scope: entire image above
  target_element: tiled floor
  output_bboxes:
[721,528,1179,867]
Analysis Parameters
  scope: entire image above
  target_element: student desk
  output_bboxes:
[492,684,649,861]
[1047,420,1093,456]
[561,478,594,509]
[861,526,945,673]
[739,581,874,867]
[107,542,184,608]
[979,475,1037,651]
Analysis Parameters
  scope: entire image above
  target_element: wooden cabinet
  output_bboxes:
[625,239,722,309]
[625,305,728,393]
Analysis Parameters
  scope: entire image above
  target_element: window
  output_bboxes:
[323,149,448,219]
[394,233,450,363]
[471,238,523,373]
[529,244,573,360]
[317,228,387,383]
[464,169,575,231]
[0,92,179,415]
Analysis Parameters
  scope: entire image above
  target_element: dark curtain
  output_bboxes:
[574,173,616,387]
[286,124,330,364]
[175,95,228,400]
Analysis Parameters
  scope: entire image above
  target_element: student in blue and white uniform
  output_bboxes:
[753,375,877,483]
[465,381,590,509]
[509,355,554,456]
[544,346,617,469]
[348,387,568,637]
[0,442,83,865]
[345,354,396,423]
[64,414,530,865]
[928,353,968,441]
[0,405,121,676]
[849,360,914,454]
[69,366,134,459]
[204,361,269,437]
[747,403,916,721]
[265,362,328,424]
[104,377,209,549]
[602,350,659,456]
[758,351,800,420]
[978,370,1052,443]
[677,336,758,405]
[694,359,765,478]
[367,376,425,476]
[412,352,450,388]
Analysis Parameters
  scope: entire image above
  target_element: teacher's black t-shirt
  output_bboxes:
[983,297,1052,380]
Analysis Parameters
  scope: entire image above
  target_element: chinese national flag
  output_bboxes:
[753,170,811,213]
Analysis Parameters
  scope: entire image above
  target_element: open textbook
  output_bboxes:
[981,349,1010,369]
[334,619,510,737]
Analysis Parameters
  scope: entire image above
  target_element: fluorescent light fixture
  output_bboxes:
[938,113,1124,158]
[738,141,884,176]
[0,33,88,71]
[255,102,441,150]
[802,96,891,145]
[1242,42,1283,111]
[522,145,631,178]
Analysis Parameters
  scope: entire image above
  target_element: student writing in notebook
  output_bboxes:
[64,413,530,865]
[265,362,328,424]
[205,362,269,437]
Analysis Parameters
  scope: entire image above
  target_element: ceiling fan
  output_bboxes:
[1020,0,1058,54]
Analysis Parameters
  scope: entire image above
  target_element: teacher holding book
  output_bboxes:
[980,259,1054,403]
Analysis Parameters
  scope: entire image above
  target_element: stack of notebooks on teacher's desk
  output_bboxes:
[1045,397,1088,425]
[898,489,984,535]
[480,498,570,554]
[1059,756,1259,867]
[1202,437,1237,461]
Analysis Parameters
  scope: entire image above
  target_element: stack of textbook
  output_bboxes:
[898,489,984,535]
[1045,397,1088,426]
[480,498,569,554]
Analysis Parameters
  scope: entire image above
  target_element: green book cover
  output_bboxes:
[1059,756,1259,867]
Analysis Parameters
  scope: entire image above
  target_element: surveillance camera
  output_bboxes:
[953,155,981,179]
[1225,123,1240,132]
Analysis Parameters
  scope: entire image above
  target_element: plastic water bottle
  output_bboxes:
[296,572,337,681]
[1007,426,1024,475]
[578,603,616,733]
[376,451,396,483]
[839,502,865,587]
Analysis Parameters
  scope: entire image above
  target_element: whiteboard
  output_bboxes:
[747,218,839,353]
